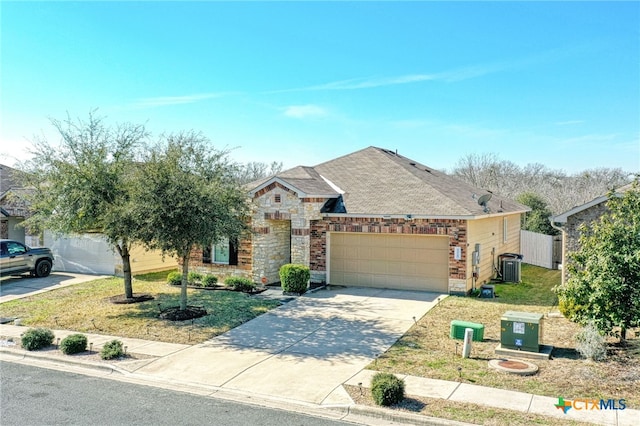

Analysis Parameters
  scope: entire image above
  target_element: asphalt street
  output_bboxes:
[0,362,358,426]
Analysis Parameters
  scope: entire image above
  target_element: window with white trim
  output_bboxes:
[202,237,238,265]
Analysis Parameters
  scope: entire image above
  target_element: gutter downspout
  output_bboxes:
[549,218,565,285]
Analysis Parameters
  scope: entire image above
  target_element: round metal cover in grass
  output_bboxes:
[488,358,539,376]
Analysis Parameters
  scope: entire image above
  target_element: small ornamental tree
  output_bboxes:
[133,132,249,311]
[555,178,640,342]
[18,112,149,300]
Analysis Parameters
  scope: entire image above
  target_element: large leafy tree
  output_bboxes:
[133,132,249,311]
[555,178,640,342]
[18,113,148,299]
[516,192,558,235]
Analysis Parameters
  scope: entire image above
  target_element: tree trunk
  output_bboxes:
[180,254,189,311]
[115,241,134,299]
[620,327,627,343]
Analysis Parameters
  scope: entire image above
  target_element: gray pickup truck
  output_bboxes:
[0,239,54,278]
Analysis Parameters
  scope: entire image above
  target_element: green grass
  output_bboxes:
[0,271,280,344]
[371,264,640,409]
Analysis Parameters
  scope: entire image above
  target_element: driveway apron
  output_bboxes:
[136,287,442,404]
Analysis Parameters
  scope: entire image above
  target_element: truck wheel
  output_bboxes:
[35,259,52,277]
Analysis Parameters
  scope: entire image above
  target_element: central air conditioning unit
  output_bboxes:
[502,258,521,283]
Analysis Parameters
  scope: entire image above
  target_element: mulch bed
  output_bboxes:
[168,284,268,295]
[158,305,208,321]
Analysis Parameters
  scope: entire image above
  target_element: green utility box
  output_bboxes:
[450,320,484,342]
[500,311,543,352]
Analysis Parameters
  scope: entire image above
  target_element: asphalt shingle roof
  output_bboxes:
[253,146,528,217]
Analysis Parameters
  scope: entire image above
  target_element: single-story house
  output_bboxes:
[191,146,528,294]
[551,182,634,285]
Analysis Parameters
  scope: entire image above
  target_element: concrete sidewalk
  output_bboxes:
[1,323,638,425]
[2,281,639,426]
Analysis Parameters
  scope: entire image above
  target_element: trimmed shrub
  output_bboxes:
[60,333,88,355]
[225,276,256,293]
[101,339,125,360]
[188,271,203,285]
[202,275,218,287]
[279,264,310,295]
[167,271,182,285]
[21,328,55,351]
[371,372,405,406]
[576,321,607,361]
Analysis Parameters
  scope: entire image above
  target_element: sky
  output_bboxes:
[1,1,639,175]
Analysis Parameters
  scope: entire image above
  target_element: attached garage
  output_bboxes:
[328,232,449,292]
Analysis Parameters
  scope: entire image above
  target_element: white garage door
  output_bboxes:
[329,233,449,292]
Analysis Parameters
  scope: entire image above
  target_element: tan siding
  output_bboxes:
[466,213,522,288]
[128,245,179,274]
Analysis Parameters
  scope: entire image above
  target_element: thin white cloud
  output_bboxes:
[283,104,328,119]
[267,46,587,94]
[132,92,226,108]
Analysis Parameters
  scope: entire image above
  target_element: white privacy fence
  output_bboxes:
[520,230,562,270]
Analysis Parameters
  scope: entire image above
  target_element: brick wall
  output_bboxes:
[562,202,608,284]
[309,217,468,288]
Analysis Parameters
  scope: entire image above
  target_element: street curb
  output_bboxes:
[0,347,127,375]
[344,405,475,426]
[1,347,474,426]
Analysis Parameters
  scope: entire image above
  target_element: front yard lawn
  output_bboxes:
[0,270,281,344]
[371,264,640,409]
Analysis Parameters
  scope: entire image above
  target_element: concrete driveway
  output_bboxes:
[136,286,443,405]
[0,272,109,304]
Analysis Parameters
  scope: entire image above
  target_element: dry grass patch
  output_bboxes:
[0,271,280,345]
[371,265,640,408]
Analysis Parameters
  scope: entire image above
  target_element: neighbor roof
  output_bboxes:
[552,182,635,224]
[250,146,528,218]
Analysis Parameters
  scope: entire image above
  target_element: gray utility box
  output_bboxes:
[500,311,543,352]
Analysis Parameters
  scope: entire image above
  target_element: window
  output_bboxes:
[503,218,508,243]
[274,194,281,203]
[6,241,27,255]
[202,238,238,265]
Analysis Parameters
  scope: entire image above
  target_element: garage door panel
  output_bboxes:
[329,233,448,292]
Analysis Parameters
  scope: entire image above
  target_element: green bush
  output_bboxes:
[225,276,256,292]
[279,264,310,294]
[202,275,218,287]
[21,328,55,351]
[101,339,125,360]
[371,372,405,406]
[188,271,203,285]
[59,333,88,355]
[167,271,182,285]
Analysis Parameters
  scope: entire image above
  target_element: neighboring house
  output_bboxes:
[0,164,39,245]
[551,182,633,285]
[1,163,178,276]
[43,231,179,276]
[191,147,528,294]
